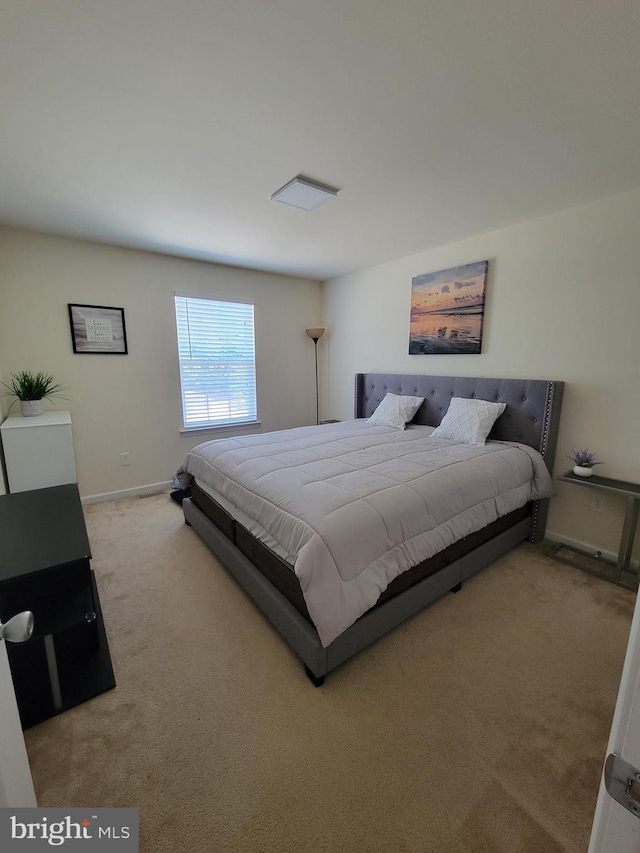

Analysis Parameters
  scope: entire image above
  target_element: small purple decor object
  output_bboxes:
[568,448,603,477]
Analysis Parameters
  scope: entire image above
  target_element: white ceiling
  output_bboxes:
[1,1,639,281]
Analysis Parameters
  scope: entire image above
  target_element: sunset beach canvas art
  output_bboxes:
[409,260,488,354]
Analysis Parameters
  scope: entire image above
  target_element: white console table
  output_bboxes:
[0,411,78,493]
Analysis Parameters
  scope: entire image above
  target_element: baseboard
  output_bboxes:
[546,529,639,572]
[81,481,173,504]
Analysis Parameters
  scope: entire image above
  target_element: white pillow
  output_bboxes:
[430,397,506,445]
[367,393,425,430]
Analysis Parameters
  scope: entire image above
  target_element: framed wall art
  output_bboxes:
[68,303,128,354]
[409,260,488,355]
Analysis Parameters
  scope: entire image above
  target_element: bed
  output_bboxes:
[178,373,564,685]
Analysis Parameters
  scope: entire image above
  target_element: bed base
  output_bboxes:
[304,666,325,688]
[183,495,531,683]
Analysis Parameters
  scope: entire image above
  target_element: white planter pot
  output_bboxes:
[20,400,44,417]
[573,465,593,477]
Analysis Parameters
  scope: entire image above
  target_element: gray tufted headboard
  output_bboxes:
[355,373,564,468]
[354,374,564,542]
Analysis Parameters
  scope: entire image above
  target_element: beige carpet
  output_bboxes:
[25,493,634,853]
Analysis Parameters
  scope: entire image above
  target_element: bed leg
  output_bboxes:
[450,582,462,593]
[184,519,191,527]
[304,665,325,688]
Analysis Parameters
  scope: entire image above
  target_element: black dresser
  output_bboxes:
[0,484,115,728]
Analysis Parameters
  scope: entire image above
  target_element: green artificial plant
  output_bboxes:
[2,370,69,409]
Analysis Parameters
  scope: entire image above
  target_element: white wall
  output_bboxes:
[0,364,32,795]
[0,229,322,498]
[0,368,7,494]
[322,186,640,558]
[0,642,36,807]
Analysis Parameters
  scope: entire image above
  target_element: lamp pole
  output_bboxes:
[313,337,320,425]
[305,328,325,425]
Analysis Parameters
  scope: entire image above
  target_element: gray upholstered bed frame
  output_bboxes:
[182,373,564,685]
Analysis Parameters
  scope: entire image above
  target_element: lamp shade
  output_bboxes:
[306,328,325,340]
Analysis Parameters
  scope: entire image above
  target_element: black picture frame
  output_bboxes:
[68,304,128,355]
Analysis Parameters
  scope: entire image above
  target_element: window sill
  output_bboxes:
[180,420,262,437]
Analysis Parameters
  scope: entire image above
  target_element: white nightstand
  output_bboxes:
[0,411,78,493]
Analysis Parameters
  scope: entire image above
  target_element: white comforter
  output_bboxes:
[177,421,553,646]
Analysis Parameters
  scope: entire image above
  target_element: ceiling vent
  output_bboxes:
[271,175,340,211]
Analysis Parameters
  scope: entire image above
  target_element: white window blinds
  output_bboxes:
[174,295,257,429]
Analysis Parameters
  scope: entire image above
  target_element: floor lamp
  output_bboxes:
[306,328,325,425]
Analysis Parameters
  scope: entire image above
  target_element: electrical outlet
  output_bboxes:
[120,452,131,466]
[590,494,605,513]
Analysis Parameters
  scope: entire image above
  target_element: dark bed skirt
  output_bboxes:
[190,481,531,624]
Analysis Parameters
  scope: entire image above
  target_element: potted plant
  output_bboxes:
[1,371,69,417]
[568,448,602,478]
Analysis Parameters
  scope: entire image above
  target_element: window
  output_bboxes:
[175,294,257,430]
